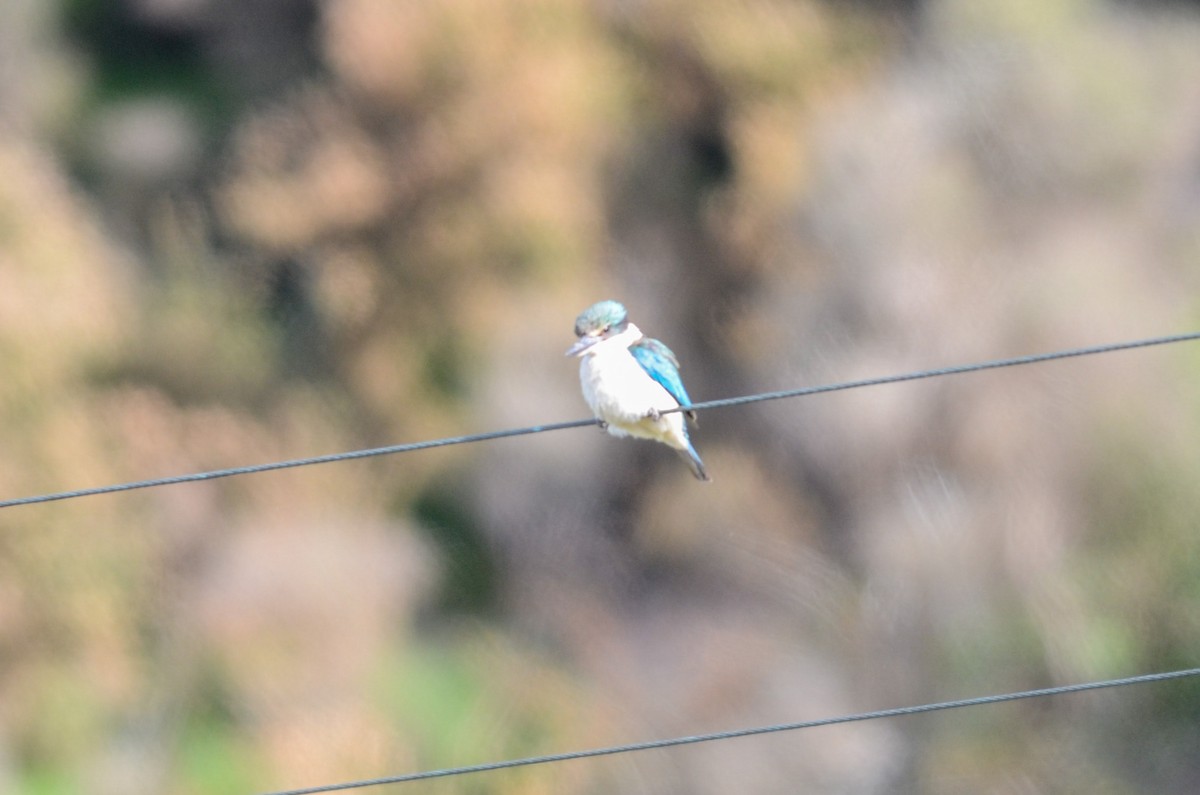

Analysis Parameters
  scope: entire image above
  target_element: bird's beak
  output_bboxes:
[565,335,598,357]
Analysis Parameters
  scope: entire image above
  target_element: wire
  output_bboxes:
[661,329,1200,415]
[2,330,1198,510]
[0,419,597,509]
[260,667,1200,794]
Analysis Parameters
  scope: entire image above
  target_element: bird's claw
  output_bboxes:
[597,420,609,432]
[645,408,662,422]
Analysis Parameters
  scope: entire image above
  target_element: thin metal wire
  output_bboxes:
[3,330,1198,510]
[260,667,1200,794]
[0,419,597,509]
[661,330,1200,415]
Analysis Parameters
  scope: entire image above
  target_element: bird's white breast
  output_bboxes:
[578,341,686,444]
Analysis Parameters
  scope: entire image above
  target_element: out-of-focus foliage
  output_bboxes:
[2,0,1200,792]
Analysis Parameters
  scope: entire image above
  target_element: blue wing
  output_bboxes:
[630,337,696,417]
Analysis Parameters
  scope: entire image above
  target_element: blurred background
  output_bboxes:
[2,0,1200,792]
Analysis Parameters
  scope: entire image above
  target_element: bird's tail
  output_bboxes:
[677,442,711,482]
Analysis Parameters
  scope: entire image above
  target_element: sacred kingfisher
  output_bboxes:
[566,300,710,481]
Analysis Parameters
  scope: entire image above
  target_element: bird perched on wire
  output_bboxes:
[566,300,710,481]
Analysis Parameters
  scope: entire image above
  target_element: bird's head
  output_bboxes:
[566,300,629,357]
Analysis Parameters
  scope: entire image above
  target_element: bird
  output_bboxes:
[566,300,710,481]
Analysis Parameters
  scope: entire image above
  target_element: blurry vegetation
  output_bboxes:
[2,0,1200,792]
[411,481,497,615]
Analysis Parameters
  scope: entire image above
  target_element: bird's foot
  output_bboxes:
[644,407,662,422]
[596,419,609,432]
